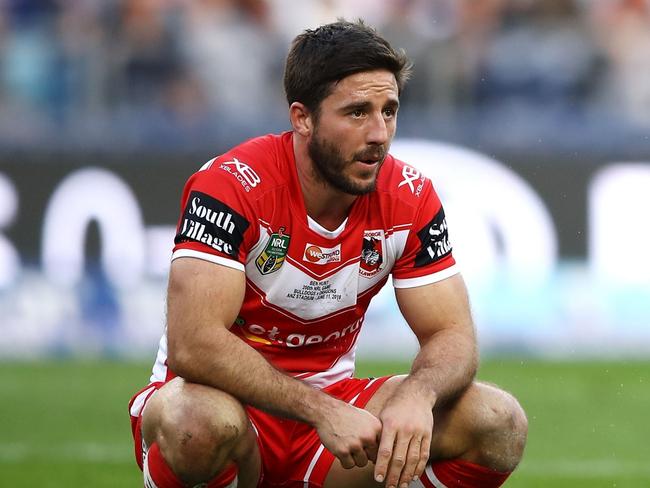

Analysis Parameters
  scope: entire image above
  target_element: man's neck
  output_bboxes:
[293,136,357,232]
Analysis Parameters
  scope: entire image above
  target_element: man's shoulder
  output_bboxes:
[193,132,291,197]
[229,132,288,163]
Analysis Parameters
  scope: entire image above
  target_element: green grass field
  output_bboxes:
[1,359,648,487]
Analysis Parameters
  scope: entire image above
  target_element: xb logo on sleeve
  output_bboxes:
[398,165,425,196]
[398,165,420,192]
[256,227,290,275]
[220,158,261,192]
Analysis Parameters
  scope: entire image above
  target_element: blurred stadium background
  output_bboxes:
[0,0,649,486]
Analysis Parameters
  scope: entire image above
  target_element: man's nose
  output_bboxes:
[366,112,389,146]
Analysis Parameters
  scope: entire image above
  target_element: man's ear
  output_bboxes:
[289,102,313,137]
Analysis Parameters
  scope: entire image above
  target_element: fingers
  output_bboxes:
[318,402,382,471]
[337,441,372,470]
[414,433,431,480]
[398,436,422,486]
[384,433,409,488]
[338,451,356,470]
[374,426,396,483]
[365,439,379,464]
[351,445,369,468]
[375,430,431,488]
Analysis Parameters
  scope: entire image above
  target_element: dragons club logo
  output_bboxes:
[360,230,384,278]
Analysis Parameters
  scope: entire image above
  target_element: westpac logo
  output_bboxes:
[303,243,341,265]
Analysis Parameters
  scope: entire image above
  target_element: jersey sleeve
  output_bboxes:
[392,180,459,288]
[171,157,260,272]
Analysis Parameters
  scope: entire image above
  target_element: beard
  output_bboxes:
[307,128,387,196]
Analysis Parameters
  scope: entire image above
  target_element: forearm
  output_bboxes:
[372,326,476,486]
[399,327,477,408]
[393,274,478,407]
[169,326,336,425]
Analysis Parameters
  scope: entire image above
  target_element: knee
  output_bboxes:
[472,383,528,470]
[148,382,250,483]
[480,384,528,438]
[162,390,248,457]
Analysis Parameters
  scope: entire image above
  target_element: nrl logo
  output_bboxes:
[255,227,290,275]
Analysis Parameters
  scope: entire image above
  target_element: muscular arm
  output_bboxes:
[395,273,477,406]
[167,257,323,420]
[166,257,381,468]
[374,273,477,485]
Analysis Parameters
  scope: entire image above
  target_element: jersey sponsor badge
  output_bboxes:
[255,227,290,275]
[303,243,341,265]
[398,165,426,197]
[414,207,452,267]
[219,157,261,192]
[360,230,385,278]
[175,191,249,257]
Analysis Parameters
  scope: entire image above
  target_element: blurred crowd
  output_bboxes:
[1,0,650,152]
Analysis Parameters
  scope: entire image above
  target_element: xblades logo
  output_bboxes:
[398,165,420,193]
[219,158,261,192]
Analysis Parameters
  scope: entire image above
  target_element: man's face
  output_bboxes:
[307,70,399,195]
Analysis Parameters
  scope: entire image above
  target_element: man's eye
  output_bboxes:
[384,108,395,117]
[351,110,364,118]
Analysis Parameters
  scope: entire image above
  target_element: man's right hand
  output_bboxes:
[315,400,383,469]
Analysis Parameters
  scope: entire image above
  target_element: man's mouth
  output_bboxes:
[358,158,380,165]
[355,151,384,165]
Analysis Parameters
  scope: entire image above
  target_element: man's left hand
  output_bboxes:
[373,392,434,488]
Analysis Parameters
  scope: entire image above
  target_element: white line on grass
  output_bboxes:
[0,443,132,463]
[518,459,650,478]
[1,444,649,480]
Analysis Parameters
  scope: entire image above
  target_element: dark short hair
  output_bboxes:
[284,20,412,114]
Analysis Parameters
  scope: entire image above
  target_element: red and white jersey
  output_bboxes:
[150,131,458,388]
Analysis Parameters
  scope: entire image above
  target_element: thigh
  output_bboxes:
[323,378,504,488]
